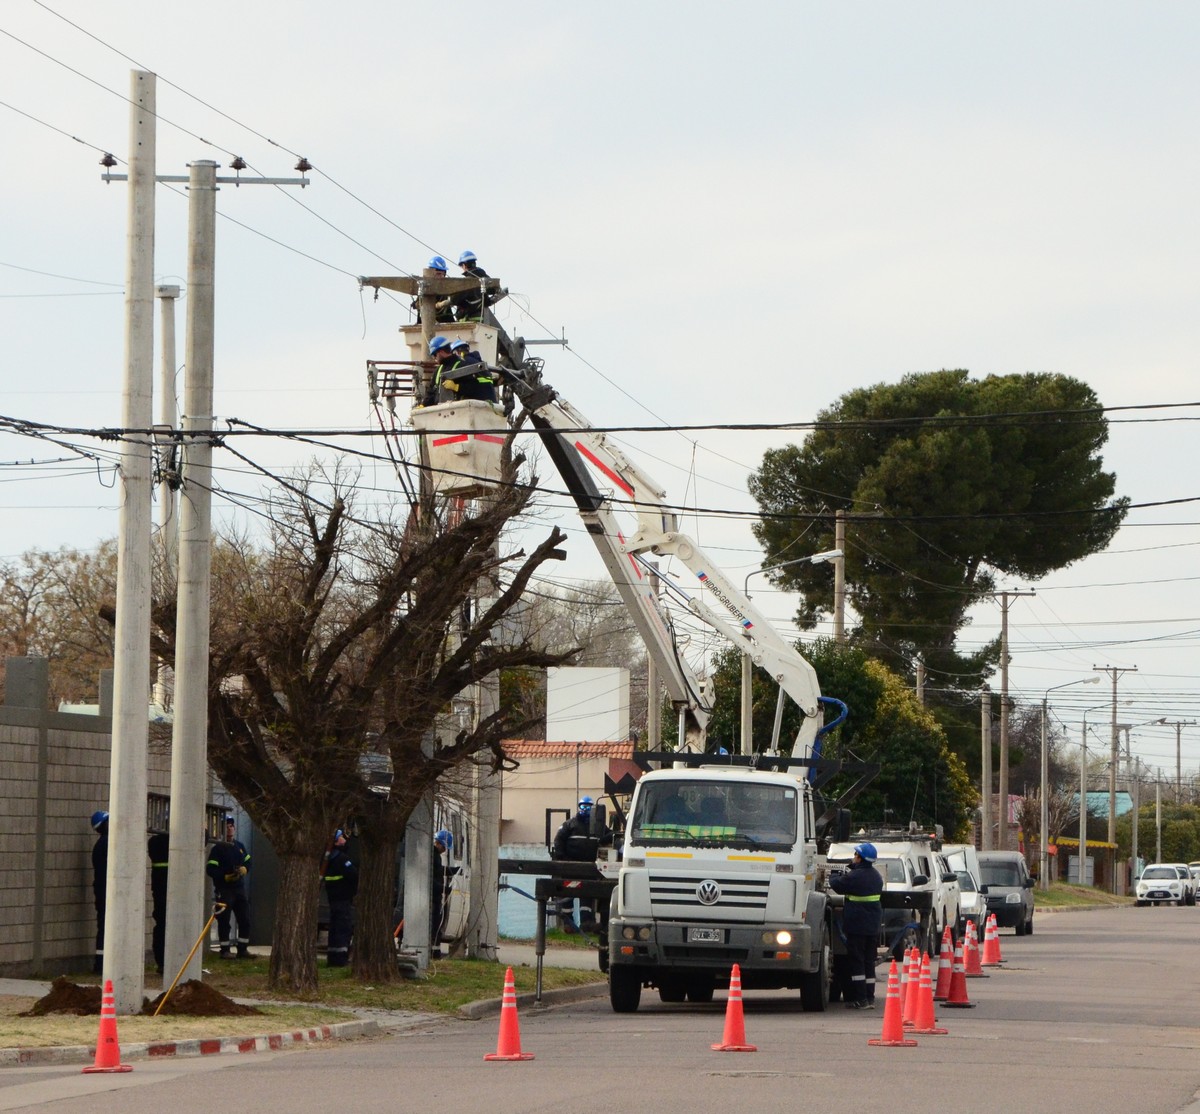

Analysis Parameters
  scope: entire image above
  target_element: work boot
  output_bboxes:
[236,947,251,959]
[219,947,231,959]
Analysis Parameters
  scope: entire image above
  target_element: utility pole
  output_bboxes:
[915,657,925,706]
[104,152,310,986]
[1079,726,1088,885]
[994,590,1034,851]
[105,69,156,1015]
[1129,756,1140,877]
[1157,718,1196,800]
[163,161,217,985]
[980,686,992,851]
[833,509,846,643]
[152,285,180,713]
[1094,664,1137,852]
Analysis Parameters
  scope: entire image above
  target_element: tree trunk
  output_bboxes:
[353,826,401,983]
[269,850,323,994]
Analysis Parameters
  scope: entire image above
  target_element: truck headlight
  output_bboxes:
[621,926,651,941]
[760,930,793,946]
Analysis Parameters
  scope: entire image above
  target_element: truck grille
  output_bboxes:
[649,872,770,913]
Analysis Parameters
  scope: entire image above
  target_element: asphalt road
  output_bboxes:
[3,905,1199,1114]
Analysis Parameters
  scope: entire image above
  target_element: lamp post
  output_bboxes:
[741,549,843,756]
[1079,700,1113,887]
[1041,677,1101,890]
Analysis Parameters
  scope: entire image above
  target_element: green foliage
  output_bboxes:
[698,639,976,836]
[748,370,1127,682]
[1118,804,1200,862]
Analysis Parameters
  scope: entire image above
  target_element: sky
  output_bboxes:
[3,1,1199,779]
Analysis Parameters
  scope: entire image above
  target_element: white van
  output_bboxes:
[943,843,987,935]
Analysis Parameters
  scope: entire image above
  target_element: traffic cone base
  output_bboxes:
[712,963,757,1051]
[484,967,535,1061]
[82,980,132,1074]
[868,959,918,1047]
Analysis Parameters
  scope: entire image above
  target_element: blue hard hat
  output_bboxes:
[458,250,477,265]
[854,841,878,862]
[429,335,451,356]
[435,829,453,851]
[334,829,344,841]
[450,337,469,351]
[90,810,108,830]
[578,796,594,813]
[428,255,448,272]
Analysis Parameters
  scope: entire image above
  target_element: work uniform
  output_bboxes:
[207,839,252,957]
[323,844,358,967]
[147,831,169,974]
[91,828,108,974]
[430,839,448,954]
[828,858,883,1005]
[452,264,494,321]
[551,810,611,931]
[451,350,498,403]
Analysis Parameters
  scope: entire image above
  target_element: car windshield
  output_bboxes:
[1141,866,1178,880]
[630,779,798,848]
[979,862,1024,887]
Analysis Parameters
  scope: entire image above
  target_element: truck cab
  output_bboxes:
[608,766,832,1014]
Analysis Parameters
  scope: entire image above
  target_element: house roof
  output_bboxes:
[502,740,636,760]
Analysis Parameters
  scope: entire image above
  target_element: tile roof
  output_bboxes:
[502,740,636,760]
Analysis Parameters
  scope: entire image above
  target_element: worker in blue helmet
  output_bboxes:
[413,256,456,326]
[323,828,358,967]
[450,249,494,322]
[422,335,459,406]
[551,796,611,932]
[90,810,110,973]
[431,830,454,957]
[446,337,496,404]
[827,841,883,1008]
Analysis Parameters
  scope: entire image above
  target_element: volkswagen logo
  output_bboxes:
[696,879,721,905]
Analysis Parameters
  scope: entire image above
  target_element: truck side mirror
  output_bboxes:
[832,809,852,843]
[590,803,607,837]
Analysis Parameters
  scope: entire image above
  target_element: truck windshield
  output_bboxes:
[630,780,798,848]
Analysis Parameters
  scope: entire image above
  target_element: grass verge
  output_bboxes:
[1034,882,1134,908]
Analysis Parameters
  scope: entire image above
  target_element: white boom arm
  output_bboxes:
[514,376,823,756]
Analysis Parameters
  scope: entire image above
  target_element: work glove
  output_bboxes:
[238,865,248,878]
[435,298,450,310]
[442,379,459,392]
[224,871,240,882]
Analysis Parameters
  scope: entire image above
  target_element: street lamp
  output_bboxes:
[1041,677,1101,891]
[1079,700,1119,887]
[740,549,844,755]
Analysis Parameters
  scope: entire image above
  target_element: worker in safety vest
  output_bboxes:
[323,829,358,967]
[827,841,883,1008]
[423,335,459,405]
[447,338,497,403]
[451,250,504,322]
[147,827,169,974]
[413,255,456,324]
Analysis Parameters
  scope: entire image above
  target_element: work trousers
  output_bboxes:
[844,931,878,1004]
[327,900,354,966]
[216,887,251,954]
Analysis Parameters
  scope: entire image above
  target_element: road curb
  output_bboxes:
[457,980,607,1020]
[0,1018,378,1068]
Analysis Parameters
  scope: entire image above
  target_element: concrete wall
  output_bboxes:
[0,657,173,976]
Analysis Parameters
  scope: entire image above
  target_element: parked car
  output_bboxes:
[1135,863,1192,907]
[1165,864,1197,905]
[978,851,1035,935]
[943,843,987,936]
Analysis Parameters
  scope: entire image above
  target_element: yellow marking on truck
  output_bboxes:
[646,851,694,859]
[727,855,775,863]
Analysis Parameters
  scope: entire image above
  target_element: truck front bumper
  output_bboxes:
[609,917,814,981]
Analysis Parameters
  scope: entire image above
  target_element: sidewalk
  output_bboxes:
[0,944,603,1068]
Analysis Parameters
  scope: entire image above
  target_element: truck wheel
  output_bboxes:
[657,977,687,1004]
[799,929,830,1013]
[610,967,641,1013]
[685,977,715,1004]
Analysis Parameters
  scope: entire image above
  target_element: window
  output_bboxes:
[631,780,798,848]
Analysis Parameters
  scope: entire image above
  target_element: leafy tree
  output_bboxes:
[701,640,977,836]
[748,370,1128,683]
[1118,803,1200,863]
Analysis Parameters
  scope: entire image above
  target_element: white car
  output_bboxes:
[1165,863,1197,906]
[1135,863,1192,906]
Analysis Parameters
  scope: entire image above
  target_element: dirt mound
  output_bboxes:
[145,979,261,1017]
[22,976,102,1016]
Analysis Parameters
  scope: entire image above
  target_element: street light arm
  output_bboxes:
[743,549,843,598]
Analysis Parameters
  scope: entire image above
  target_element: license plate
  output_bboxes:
[688,927,722,943]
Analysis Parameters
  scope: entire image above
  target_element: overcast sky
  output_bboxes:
[3,2,1199,776]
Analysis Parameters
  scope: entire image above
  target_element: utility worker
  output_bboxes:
[551,797,611,932]
[451,250,504,322]
[90,810,109,974]
[448,338,497,403]
[423,335,460,405]
[413,255,456,324]
[323,829,358,968]
[827,841,883,1009]
[147,827,169,975]
[208,816,252,958]
[431,830,451,957]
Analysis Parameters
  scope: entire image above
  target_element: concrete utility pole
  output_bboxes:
[105,69,157,1015]
[1129,757,1141,876]
[153,285,180,713]
[915,658,926,706]
[1041,677,1100,890]
[1157,718,1196,800]
[980,687,992,851]
[163,161,217,985]
[833,509,846,643]
[1094,664,1137,851]
[994,590,1034,851]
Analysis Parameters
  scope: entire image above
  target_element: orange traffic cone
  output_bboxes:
[82,979,132,1074]
[964,920,988,978]
[942,940,977,1009]
[484,967,534,1061]
[712,963,756,1052]
[910,952,948,1035]
[868,960,918,1047]
[933,928,953,1001]
[901,948,921,1028]
[982,913,1004,966]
